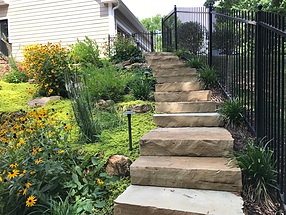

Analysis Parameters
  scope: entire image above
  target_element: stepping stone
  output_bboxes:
[154,91,211,102]
[153,113,223,127]
[131,156,242,192]
[156,82,204,92]
[139,127,233,157]
[155,101,217,113]
[114,185,244,215]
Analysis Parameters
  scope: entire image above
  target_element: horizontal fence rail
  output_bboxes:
[162,5,286,209]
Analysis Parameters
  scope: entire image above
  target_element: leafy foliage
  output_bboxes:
[197,66,218,89]
[141,14,162,32]
[177,21,205,54]
[110,36,143,64]
[218,97,245,127]
[22,42,70,97]
[235,139,277,207]
[69,36,102,68]
[83,62,127,102]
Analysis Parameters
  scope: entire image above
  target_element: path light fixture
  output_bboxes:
[144,68,150,84]
[123,109,135,150]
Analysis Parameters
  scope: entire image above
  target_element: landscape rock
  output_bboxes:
[28,96,61,107]
[105,155,132,177]
[129,104,152,113]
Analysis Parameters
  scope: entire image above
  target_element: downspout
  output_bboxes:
[112,0,120,35]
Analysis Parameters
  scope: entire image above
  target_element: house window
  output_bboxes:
[0,19,8,56]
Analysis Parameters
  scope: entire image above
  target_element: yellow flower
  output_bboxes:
[10,163,18,168]
[26,195,37,207]
[23,188,28,195]
[0,176,2,182]
[19,170,27,177]
[57,149,64,154]
[30,171,36,175]
[17,190,22,196]
[35,158,42,165]
[25,182,32,188]
[97,179,104,185]
[48,88,53,94]
[7,169,20,180]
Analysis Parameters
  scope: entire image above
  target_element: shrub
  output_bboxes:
[218,97,245,127]
[22,42,70,97]
[235,139,277,207]
[2,67,28,83]
[110,36,143,63]
[131,79,151,101]
[69,36,102,68]
[197,66,217,89]
[83,61,127,102]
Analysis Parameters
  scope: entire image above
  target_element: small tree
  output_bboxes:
[177,21,205,54]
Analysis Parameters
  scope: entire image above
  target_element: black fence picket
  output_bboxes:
[162,5,286,209]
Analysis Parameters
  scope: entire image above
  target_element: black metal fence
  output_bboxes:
[162,6,209,63]
[162,5,286,208]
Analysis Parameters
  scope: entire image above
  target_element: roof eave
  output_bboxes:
[118,1,148,33]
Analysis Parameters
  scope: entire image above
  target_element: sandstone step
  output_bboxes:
[114,185,244,215]
[152,65,196,78]
[151,62,188,71]
[145,55,181,66]
[143,52,174,57]
[139,127,233,157]
[156,75,198,83]
[153,113,223,127]
[155,101,217,113]
[131,156,242,192]
[156,82,204,92]
[155,91,212,102]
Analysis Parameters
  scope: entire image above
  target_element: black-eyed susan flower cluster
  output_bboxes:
[22,42,71,97]
[0,108,72,213]
[0,108,113,214]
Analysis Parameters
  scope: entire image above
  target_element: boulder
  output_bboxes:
[105,155,132,177]
[129,104,152,113]
[28,96,61,107]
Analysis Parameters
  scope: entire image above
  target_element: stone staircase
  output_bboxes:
[114,52,244,215]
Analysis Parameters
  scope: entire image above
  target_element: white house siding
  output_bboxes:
[4,0,110,60]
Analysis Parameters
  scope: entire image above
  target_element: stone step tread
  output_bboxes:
[154,112,221,117]
[156,82,204,92]
[143,52,174,57]
[132,156,238,171]
[154,91,212,102]
[140,127,233,141]
[153,112,223,127]
[155,101,217,113]
[152,67,197,76]
[114,185,244,215]
[131,156,242,192]
[155,76,198,84]
[140,127,233,157]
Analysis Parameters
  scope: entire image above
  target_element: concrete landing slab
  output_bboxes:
[140,127,233,157]
[131,156,242,192]
[114,185,244,215]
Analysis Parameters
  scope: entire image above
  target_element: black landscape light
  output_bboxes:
[123,109,135,150]
[144,69,150,84]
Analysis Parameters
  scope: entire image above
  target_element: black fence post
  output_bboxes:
[255,5,264,141]
[174,5,178,51]
[208,4,213,67]
[161,18,165,50]
[150,31,154,52]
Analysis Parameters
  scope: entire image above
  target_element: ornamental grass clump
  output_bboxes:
[235,139,277,209]
[22,42,71,97]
